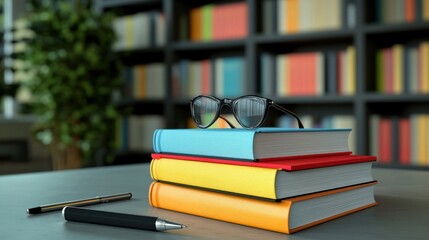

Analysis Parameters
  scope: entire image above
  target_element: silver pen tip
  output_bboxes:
[156,219,187,231]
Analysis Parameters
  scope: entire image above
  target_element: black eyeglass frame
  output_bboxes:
[190,95,305,129]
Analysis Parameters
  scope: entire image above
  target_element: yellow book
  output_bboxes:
[124,15,134,49]
[346,46,356,95]
[393,44,404,94]
[286,0,299,33]
[420,42,429,93]
[135,65,146,98]
[424,0,429,20]
[417,115,428,166]
[150,154,375,200]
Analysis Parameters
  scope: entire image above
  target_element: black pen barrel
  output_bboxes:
[63,207,158,231]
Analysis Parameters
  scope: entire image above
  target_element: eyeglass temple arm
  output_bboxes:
[219,115,236,128]
[271,104,305,129]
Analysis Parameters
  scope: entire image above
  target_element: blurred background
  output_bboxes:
[0,0,428,174]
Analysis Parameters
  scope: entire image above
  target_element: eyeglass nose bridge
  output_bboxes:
[219,98,234,109]
[218,98,236,116]
[222,98,233,104]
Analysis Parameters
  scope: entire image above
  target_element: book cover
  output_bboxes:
[345,46,356,95]
[150,154,375,199]
[286,0,299,33]
[202,4,213,41]
[190,7,202,41]
[399,117,411,165]
[326,51,338,95]
[148,181,378,234]
[379,117,392,164]
[152,127,351,161]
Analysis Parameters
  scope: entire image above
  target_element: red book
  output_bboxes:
[399,117,411,165]
[201,60,211,94]
[151,152,377,171]
[337,51,343,94]
[213,2,247,40]
[289,53,318,95]
[405,0,416,22]
[212,4,224,40]
[378,117,392,163]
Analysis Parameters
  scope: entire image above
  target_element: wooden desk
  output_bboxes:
[1,164,428,240]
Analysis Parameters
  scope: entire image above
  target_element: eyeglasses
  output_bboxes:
[190,95,304,129]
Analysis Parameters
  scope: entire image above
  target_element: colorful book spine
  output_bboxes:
[121,63,165,100]
[375,0,416,24]
[276,0,341,34]
[190,2,248,41]
[270,47,354,97]
[375,42,429,94]
[173,56,244,97]
[112,11,165,50]
[371,114,429,166]
[117,115,165,152]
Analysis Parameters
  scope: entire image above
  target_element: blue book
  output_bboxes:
[222,57,244,97]
[153,127,352,161]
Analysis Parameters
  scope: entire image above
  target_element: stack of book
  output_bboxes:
[148,127,377,234]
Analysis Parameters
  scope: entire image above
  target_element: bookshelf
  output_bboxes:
[96,0,429,170]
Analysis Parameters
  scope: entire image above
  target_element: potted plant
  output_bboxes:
[19,0,123,169]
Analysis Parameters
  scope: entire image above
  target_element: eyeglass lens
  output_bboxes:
[192,97,219,127]
[233,96,266,128]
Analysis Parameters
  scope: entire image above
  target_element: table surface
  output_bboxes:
[1,163,428,240]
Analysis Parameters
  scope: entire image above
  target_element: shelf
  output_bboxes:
[172,95,356,106]
[374,164,429,172]
[101,0,162,11]
[115,99,165,115]
[364,22,429,45]
[272,96,356,104]
[364,22,429,35]
[111,150,152,165]
[117,47,164,64]
[255,29,354,45]
[364,94,429,103]
[172,39,246,52]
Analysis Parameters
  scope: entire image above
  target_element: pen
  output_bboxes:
[27,193,132,214]
[62,206,186,231]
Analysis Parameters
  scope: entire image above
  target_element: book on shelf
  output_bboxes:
[149,181,377,234]
[150,153,376,200]
[275,0,342,34]
[375,42,429,94]
[116,115,165,152]
[112,11,165,51]
[375,0,417,24]
[189,2,248,41]
[262,46,356,97]
[262,0,355,33]
[173,56,245,98]
[121,63,165,100]
[152,127,352,161]
[370,114,429,167]
[425,0,429,20]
